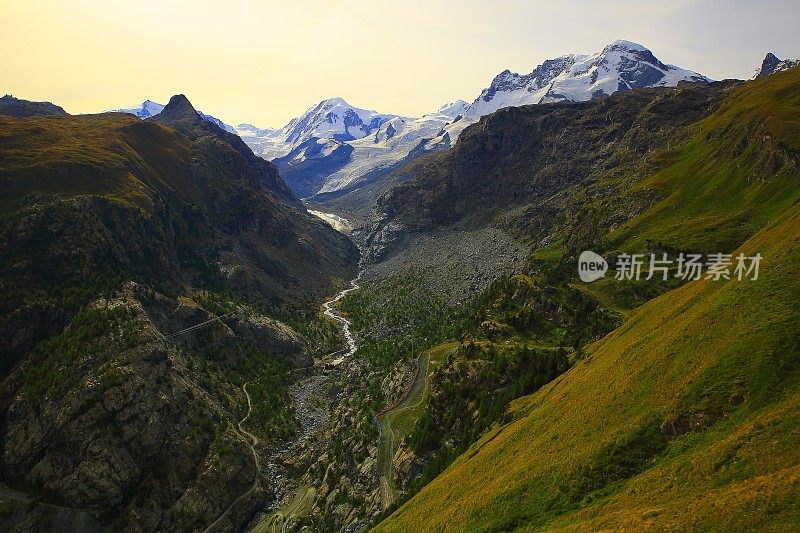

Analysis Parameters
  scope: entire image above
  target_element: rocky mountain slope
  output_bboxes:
[379,195,800,532]
[374,66,800,531]
[0,95,358,531]
[366,78,735,261]
[284,71,798,531]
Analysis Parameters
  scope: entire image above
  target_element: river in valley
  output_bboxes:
[322,266,363,364]
[313,208,363,365]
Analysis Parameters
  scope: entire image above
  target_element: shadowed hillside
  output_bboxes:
[0,97,358,531]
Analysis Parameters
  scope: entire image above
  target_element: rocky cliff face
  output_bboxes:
[150,94,297,204]
[0,283,310,530]
[755,52,799,78]
[367,80,736,260]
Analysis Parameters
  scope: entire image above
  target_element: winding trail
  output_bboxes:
[376,353,431,507]
[202,381,261,533]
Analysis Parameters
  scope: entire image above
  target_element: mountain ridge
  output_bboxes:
[0,94,67,117]
[109,98,238,133]
[365,78,741,262]
[238,40,711,199]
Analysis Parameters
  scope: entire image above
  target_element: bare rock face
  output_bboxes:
[227,313,311,367]
[5,342,181,510]
[381,359,416,407]
[120,281,310,368]
[392,444,425,492]
[170,298,238,362]
[364,215,407,263]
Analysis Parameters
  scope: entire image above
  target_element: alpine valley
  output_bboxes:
[2,32,800,533]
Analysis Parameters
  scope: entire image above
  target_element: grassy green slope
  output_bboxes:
[376,71,800,532]
[609,68,800,253]
[377,172,800,533]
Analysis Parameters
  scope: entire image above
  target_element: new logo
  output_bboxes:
[578,251,608,282]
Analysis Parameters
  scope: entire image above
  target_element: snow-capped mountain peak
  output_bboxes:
[603,39,649,53]
[245,98,401,163]
[468,40,708,119]
[297,98,476,195]
[281,97,398,146]
[112,99,164,119]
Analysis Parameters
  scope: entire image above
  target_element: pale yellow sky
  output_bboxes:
[3,0,798,127]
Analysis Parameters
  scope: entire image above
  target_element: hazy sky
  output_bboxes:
[3,0,798,127]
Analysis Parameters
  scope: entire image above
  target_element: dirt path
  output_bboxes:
[251,485,317,533]
[202,381,262,533]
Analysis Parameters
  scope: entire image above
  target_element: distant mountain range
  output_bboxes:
[254,98,469,197]
[233,98,409,197]
[234,40,711,198]
[441,39,709,139]
[104,44,796,201]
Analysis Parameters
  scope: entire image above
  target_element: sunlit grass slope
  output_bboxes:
[377,179,800,533]
[0,113,196,211]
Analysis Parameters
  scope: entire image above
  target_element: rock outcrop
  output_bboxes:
[0,290,272,530]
